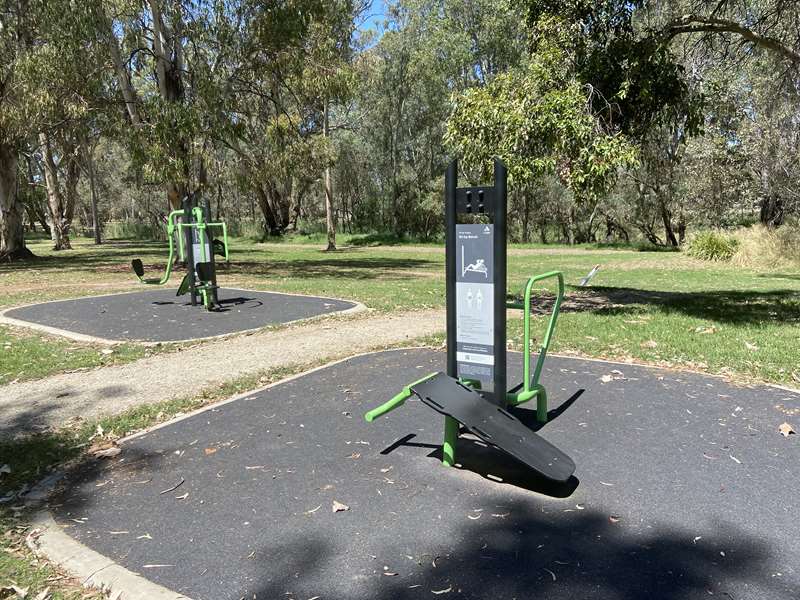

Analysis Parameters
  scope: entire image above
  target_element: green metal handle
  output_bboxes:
[134,210,186,285]
[523,271,564,390]
[364,373,437,422]
[207,222,229,261]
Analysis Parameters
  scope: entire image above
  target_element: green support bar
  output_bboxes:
[505,271,564,422]
[364,373,438,422]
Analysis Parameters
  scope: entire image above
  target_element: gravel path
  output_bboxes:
[0,309,445,437]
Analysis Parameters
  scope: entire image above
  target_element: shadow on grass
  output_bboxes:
[581,286,800,325]
[516,285,800,326]
[226,256,438,280]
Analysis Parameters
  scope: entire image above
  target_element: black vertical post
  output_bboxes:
[181,195,197,306]
[493,158,507,407]
[202,198,219,307]
[445,160,458,379]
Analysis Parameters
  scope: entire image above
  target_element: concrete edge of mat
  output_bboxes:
[24,475,193,600]
[0,291,367,346]
[0,312,117,345]
[119,345,407,443]
[17,346,416,600]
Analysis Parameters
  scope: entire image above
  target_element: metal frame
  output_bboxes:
[365,158,565,468]
[132,194,229,311]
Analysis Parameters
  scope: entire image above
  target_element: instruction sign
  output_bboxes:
[456,224,494,382]
[191,227,211,272]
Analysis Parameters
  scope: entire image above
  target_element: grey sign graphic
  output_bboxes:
[455,224,494,381]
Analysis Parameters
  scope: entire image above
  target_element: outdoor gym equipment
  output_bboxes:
[131,194,229,311]
[365,159,575,482]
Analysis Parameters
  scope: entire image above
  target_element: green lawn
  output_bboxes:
[2,235,798,386]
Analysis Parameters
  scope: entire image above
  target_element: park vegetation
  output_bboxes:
[1,0,799,260]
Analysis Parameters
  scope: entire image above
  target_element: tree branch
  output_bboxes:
[663,14,800,65]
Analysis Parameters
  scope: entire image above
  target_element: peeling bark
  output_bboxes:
[0,142,33,261]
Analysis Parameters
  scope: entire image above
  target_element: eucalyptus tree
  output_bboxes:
[0,0,37,260]
[1,0,101,258]
[355,0,527,236]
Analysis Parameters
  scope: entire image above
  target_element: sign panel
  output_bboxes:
[455,224,494,381]
[191,228,212,271]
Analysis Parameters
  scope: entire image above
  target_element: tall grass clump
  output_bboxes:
[686,230,739,261]
[104,220,163,240]
[731,222,800,268]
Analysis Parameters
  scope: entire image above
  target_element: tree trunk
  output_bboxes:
[521,191,531,243]
[39,132,72,250]
[759,168,783,227]
[658,194,679,247]
[0,143,33,260]
[566,205,576,246]
[256,184,281,236]
[63,149,79,242]
[83,138,101,244]
[148,0,189,211]
[323,97,336,251]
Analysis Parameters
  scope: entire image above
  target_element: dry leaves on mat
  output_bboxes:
[332,500,350,513]
[779,422,796,437]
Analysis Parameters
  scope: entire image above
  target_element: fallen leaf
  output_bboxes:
[779,422,796,437]
[640,340,658,349]
[0,586,28,599]
[204,448,217,455]
[432,586,452,595]
[92,446,121,459]
[332,500,350,513]
[609,515,621,523]
[694,326,716,335]
[744,341,759,352]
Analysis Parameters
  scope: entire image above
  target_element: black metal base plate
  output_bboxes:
[410,372,576,482]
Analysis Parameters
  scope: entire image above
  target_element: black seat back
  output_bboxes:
[196,261,214,284]
[131,259,145,277]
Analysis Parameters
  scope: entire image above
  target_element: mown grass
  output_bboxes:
[0,326,153,385]
[2,236,800,386]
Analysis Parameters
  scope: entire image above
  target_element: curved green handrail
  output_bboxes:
[132,210,185,285]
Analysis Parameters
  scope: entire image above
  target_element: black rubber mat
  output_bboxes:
[5,288,357,342]
[51,349,800,600]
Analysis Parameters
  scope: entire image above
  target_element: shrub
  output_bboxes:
[686,230,739,261]
[104,220,163,240]
[731,222,800,268]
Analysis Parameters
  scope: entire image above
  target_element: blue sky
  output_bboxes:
[363,0,389,32]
